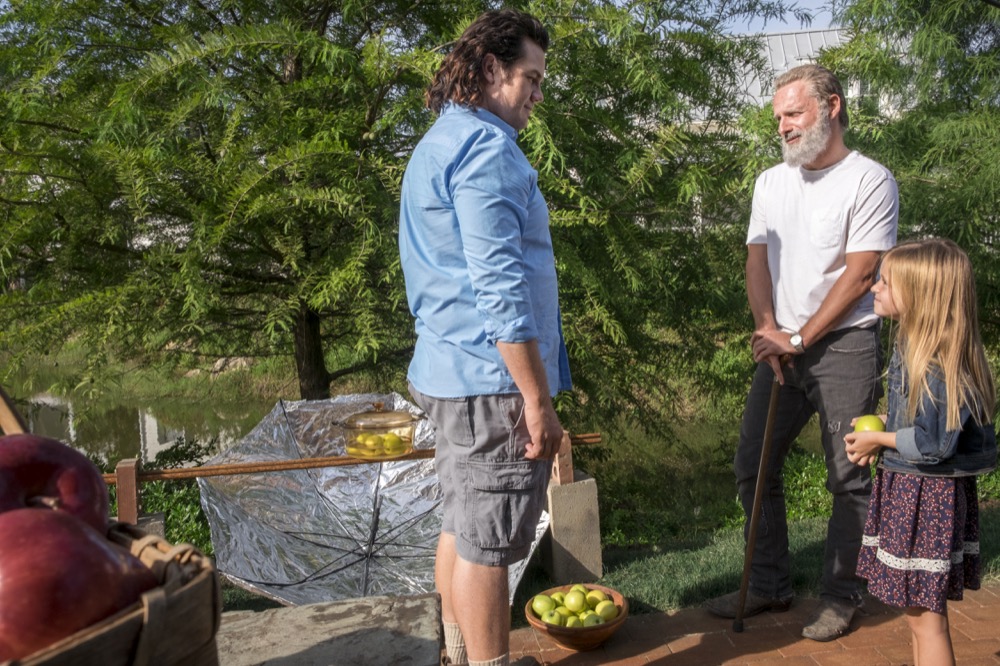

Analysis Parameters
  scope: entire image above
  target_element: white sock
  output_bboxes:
[443,621,468,665]
[469,656,508,666]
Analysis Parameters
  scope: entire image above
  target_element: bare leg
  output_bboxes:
[453,553,509,662]
[905,606,954,666]
[437,532,459,623]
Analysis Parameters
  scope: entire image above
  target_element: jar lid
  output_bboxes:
[343,403,418,429]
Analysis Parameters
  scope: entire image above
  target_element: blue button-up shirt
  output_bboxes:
[399,103,571,399]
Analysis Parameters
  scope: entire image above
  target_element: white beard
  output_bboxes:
[781,110,832,168]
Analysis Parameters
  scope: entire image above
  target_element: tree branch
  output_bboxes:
[0,196,38,207]
[1,169,86,185]
[14,119,82,134]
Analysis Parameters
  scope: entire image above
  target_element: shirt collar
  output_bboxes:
[442,101,517,140]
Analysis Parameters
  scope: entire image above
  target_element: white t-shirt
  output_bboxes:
[746,150,898,333]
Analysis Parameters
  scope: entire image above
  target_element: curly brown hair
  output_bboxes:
[426,9,549,114]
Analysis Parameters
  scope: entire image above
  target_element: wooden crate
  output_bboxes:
[12,522,221,666]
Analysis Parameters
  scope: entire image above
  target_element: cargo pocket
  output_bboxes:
[465,459,543,550]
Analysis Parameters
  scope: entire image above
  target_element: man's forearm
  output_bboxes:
[496,340,551,406]
[496,340,563,460]
[798,251,880,348]
[746,245,776,332]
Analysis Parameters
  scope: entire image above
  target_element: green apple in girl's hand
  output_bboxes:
[854,415,885,432]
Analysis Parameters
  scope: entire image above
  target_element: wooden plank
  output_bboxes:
[115,459,140,524]
[551,432,574,486]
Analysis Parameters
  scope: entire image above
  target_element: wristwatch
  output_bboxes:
[790,332,804,353]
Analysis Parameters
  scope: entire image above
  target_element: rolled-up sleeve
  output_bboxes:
[451,133,538,344]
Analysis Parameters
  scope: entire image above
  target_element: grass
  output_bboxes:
[510,501,1000,628]
[219,579,285,613]
[508,418,1000,626]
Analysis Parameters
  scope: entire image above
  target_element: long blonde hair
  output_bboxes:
[880,238,995,429]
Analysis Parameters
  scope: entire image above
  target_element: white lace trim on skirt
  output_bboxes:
[863,535,979,573]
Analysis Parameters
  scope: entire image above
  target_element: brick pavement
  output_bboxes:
[510,585,1000,665]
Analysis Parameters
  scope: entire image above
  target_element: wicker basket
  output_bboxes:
[9,522,222,666]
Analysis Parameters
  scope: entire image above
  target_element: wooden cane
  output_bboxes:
[733,373,782,633]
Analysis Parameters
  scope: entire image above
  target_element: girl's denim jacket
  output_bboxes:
[881,348,997,477]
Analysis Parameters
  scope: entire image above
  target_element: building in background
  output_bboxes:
[744,28,853,105]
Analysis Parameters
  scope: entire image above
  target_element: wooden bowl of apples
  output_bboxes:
[524,583,628,651]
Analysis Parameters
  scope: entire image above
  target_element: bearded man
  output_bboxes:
[704,64,899,642]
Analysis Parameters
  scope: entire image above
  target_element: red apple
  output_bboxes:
[0,433,110,533]
[0,508,159,662]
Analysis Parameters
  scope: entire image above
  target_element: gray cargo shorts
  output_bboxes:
[408,384,552,567]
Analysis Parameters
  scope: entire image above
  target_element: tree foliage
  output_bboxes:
[1,0,827,434]
[822,0,1000,352]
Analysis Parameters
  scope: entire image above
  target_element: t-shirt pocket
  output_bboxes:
[809,207,846,248]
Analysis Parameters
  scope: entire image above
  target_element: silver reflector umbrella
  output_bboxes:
[198,392,546,606]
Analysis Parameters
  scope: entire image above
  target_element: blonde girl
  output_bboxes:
[844,238,996,666]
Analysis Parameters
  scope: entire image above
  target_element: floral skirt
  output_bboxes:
[857,467,980,613]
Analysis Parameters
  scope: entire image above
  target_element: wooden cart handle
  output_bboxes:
[0,385,28,435]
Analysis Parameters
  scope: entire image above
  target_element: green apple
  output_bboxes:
[585,589,608,610]
[550,591,566,606]
[563,590,587,614]
[554,605,573,618]
[541,609,564,626]
[595,599,618,621]
[570,584,589,594]
[531,594,555,617]
[565,615,583,628]
[854,415,886,432]
[382,433,404,449]
[582,613,604,626]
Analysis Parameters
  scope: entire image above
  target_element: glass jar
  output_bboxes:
[343,403,419,460]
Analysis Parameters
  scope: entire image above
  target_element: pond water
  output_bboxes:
[4,371,826,471]
[7,388,273,469]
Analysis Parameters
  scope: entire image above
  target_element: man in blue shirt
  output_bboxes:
[399,9,571,666]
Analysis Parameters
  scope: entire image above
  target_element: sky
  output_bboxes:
[730,0,836,35]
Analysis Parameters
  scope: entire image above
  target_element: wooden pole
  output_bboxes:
[102,432,601,485]
[115,458,141,524]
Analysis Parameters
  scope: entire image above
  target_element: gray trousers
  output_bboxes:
[735,326,883,602]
